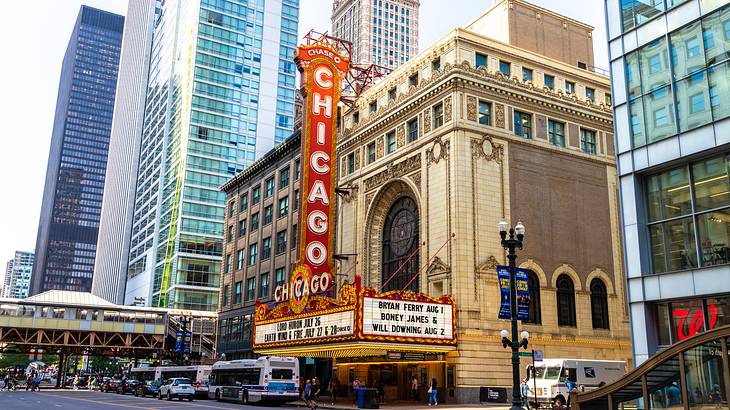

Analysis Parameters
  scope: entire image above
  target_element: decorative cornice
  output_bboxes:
[362,153,422,192]
[426,256,450,276]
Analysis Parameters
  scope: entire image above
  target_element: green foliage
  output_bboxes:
[0,353,29,369]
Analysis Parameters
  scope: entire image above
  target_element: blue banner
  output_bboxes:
[497,266,531,321]
[497,266,511,319]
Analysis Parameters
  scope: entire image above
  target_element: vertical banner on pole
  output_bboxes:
[516,269,530,321]
[497,266,511,319]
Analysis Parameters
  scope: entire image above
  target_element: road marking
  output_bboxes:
[36,393,158,410]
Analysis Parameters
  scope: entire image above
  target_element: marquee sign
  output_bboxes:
[285,40,349,313]
[254,278,457,350]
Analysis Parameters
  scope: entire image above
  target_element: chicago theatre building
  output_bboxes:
[331,0,633,402]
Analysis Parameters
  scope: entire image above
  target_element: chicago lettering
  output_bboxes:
[274,271,332,303]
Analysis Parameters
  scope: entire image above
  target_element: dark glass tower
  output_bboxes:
[31,6,123,294]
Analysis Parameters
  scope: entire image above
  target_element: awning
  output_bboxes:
[255,341,456,358]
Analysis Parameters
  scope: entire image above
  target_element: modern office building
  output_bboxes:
[604,0,730,364]
[123,0,300,311]
[92,0,156,305]
[218,131,301,359]
[331,0,419,69]
[3,259,13,298]
[31,6,124,295]
[7,252,35,299]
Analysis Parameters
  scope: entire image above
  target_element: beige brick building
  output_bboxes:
[333,0,632,403]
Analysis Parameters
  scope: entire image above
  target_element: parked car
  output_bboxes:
[158,378,195,401]
[192,379,209,398]
[135,380,162,398]
[100,378,121,393]
[117,379,139,394]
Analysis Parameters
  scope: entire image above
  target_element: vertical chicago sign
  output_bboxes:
[284,41,349,313]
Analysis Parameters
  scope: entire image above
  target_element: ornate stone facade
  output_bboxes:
[334,7,629,404]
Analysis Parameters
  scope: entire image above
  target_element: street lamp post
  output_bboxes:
[499,219,529,410]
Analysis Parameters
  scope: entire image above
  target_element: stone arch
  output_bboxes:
[550,264,582,291]
[364,178,422,290]
[586,268,615,296]
[518,259,548,287]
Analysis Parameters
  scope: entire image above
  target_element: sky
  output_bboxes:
[0,0,608,276]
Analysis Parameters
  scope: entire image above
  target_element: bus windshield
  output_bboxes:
[272,369,293,380]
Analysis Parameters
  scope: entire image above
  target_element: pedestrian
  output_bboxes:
[428,378,438,406]
[328,377,338,405]
[313,377,321,401]
[711,384,722,408]
[26,374,33,391]
[352,377,361,404]
[411,376,419,402]
[521,377,531,408]
[304,379,313,409]
[33,374,41,391]
[73,374,79,390]
[377,379,385,404]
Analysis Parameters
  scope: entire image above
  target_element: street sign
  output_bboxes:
[534,350,544,361]
[518,351,533,357]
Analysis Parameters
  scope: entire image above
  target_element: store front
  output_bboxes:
[253,279,457,403]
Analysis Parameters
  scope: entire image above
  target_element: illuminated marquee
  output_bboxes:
[280,41,349,313]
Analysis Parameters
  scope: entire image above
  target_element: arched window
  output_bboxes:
[556,274,576,327]
[524,270,541,324]
[381,197,419,292]
[590,278,610,329]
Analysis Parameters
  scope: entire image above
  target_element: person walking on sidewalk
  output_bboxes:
[328,377,338,405]
[352,377,361,404]
[428,378,438,406]
[304,379,312,408]
[411,376,419,402]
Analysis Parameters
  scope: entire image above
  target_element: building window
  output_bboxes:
[294,158,300,180]
[291,224,297,249]
[238,220,246,237]
[222,285,229,306]
[605,93,611,106]
[370,100,378,113]
[525,271,541,324]
[246,277,255,301]
[478,100,491,125]
[522,68,533,82]
[237,249,244,270]
[580,128,597,154]
[514,111,532,139]
[226,254,232,273]
[234,281,242,304]
[386,131,396,154]
[276,230,287,254]
[646,154,730,274]
[347,152,355,174]
[367,142,376,164]
[248,243,257,265]
[585,87,595,102]
[239,193,248,211]
[250,212,259,231]
[407,118,418,142]
[499,60,511,76]
[265,177,275,198]
[279,167,289,189]
[548,119,566,147]
[262,237,271,260]
[475,52,487,68]
[381,196,419,292]
[229,202,235,218]
[409,73,418,86]
[590,278,610,329]
[259,273,269,299]
[432,57,441,71]
[556,274,576,327]
[252,186,260,204]
[388,87,396,101]
[278,197,289,218]
[353,112,360,124]
[264,205,273,225]
[293,189,299,211]
[275,267,286,286]
[227,225,233,243]
[544,74,555,90]
[433,103,444,128]
[565,80,575,94]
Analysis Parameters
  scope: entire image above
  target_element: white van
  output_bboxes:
[526,359,626,406]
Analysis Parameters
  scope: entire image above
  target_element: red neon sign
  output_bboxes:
[287,42,349,312]
[672,303,718,341]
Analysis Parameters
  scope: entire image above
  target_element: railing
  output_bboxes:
[573,325,730,410]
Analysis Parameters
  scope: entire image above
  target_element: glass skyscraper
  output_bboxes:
[124,0,299,311]
[31,6,123,295]
[605,0,730,364]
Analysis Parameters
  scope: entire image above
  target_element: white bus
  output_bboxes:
[155,365,212,397]
[208,357,299,404]
[130,367,156,382]
[526,359,626,406]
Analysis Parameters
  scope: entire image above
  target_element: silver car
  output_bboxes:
[158,377,195,401]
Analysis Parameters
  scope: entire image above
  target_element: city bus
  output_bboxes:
[208,357,299,404]
[129,366,156,382]
[155,365,212,397]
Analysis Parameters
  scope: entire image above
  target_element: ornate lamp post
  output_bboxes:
[499,219,529,410]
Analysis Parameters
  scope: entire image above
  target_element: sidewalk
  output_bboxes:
[290,398,511,410]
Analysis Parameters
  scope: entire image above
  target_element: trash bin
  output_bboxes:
[356,387,367,408]
[364,388,380,409]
